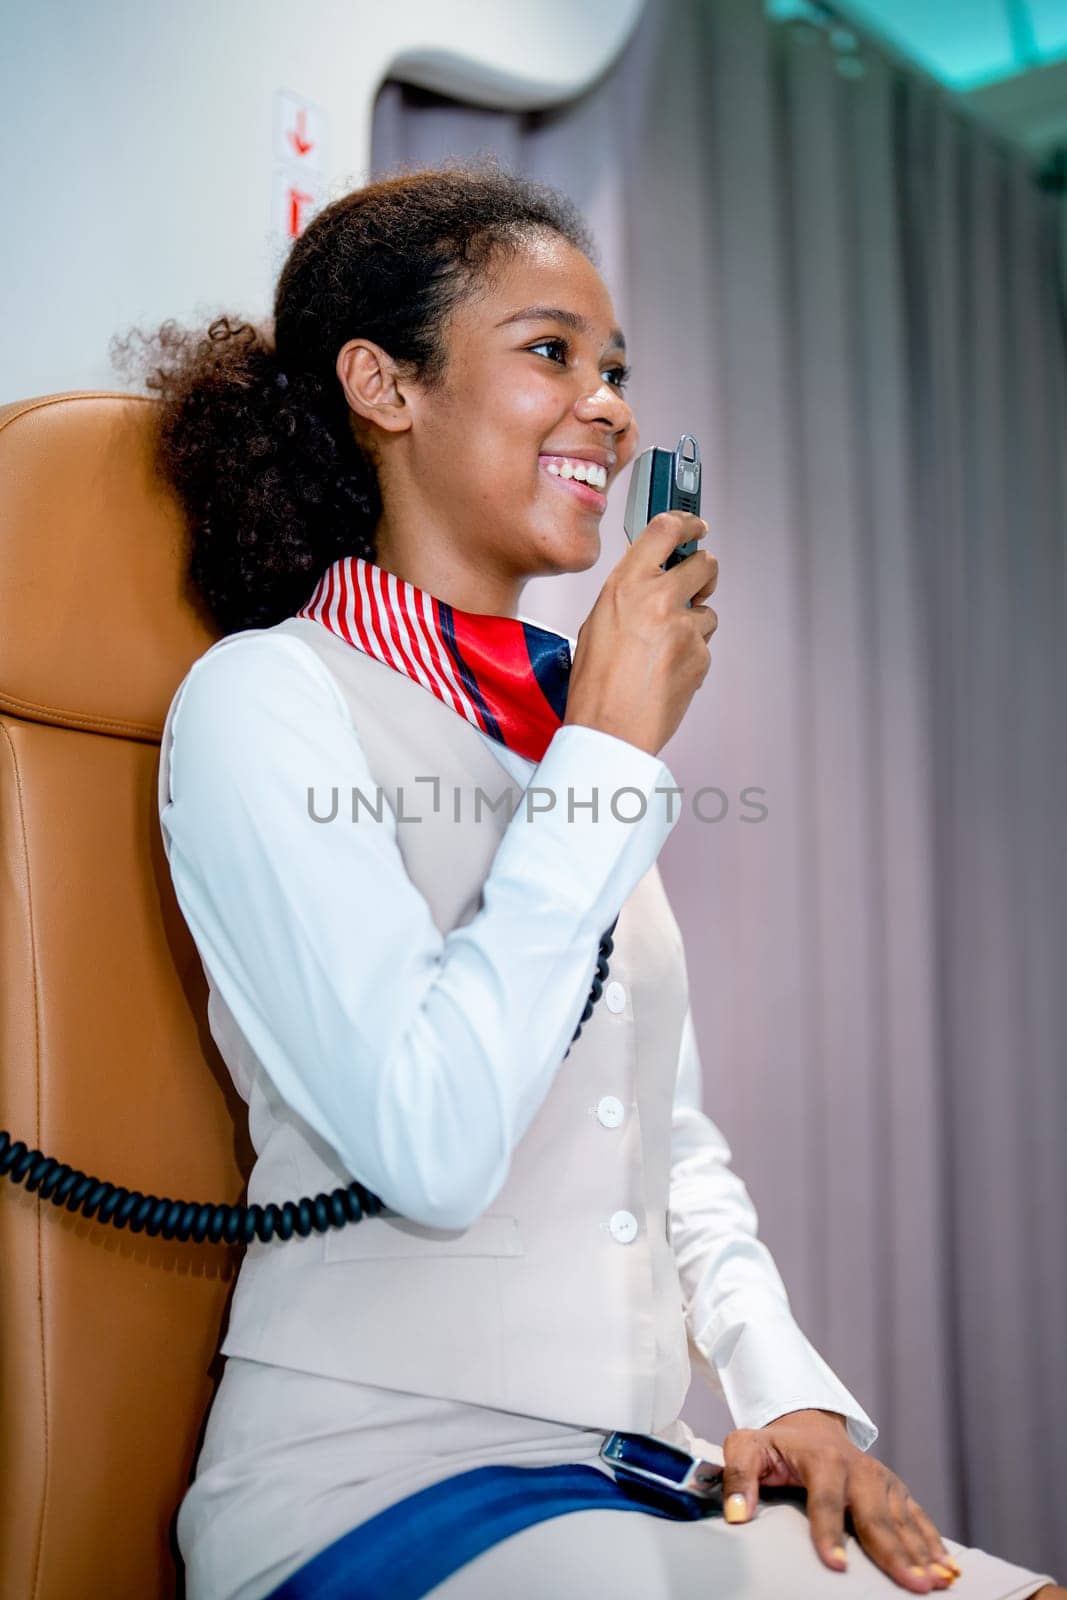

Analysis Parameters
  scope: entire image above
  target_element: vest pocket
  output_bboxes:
[322,1210,523,1261]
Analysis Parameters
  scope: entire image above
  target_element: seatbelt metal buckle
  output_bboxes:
[600,1430,724,1520]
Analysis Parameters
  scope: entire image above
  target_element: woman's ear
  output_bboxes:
[336,338,413,437]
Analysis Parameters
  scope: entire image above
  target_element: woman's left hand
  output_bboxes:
[720,1408,963,1593]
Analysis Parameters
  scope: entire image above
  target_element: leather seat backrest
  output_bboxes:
[0,391,248,1600]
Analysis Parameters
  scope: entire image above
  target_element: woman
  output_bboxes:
[125,161,1061,1600]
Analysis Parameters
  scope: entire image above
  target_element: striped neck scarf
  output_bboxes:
[295,555,573,765]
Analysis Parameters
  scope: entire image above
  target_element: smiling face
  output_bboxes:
[338,228,640,616]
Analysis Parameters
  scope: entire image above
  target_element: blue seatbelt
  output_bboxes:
[264,1461,711,1600]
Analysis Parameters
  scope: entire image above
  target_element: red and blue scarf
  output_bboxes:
[296,555,573,764]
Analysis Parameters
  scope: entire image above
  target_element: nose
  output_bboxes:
[574,379,634,443]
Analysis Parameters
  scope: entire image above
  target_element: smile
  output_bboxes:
[538,456,608,512]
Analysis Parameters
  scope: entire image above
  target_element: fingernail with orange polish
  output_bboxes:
[725,1493,748,1523]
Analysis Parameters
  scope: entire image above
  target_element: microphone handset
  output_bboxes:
[623,432,703,605]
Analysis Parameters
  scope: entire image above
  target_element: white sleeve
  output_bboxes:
[670,1007,879,1453]
[159,631,681,1232]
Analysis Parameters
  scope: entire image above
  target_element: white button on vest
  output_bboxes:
[596,1095,625,1128]
[605,981,627,1014]
[609,1209,638,1244]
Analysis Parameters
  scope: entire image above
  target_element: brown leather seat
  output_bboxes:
[0,392,252,1599]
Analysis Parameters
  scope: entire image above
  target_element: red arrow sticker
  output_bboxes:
[288,107,314,158]
[273,89,326,178]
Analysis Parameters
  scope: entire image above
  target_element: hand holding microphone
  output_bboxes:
[564,432,718,759]
[563,509,717,759]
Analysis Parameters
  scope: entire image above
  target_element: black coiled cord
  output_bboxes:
[0,917,618,1246]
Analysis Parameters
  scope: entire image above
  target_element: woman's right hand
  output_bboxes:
[563,511,718,758]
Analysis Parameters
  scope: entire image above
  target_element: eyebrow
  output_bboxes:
[495,304,627,355]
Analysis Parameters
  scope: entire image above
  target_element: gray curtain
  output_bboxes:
[371,0,1067,1577]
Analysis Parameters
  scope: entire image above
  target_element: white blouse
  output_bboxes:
[159,627,878,1454]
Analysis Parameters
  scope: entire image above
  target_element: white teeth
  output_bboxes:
[543,457,607,489]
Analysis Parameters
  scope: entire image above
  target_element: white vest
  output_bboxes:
[162,614,695,1433]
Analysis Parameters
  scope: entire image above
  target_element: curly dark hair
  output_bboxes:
[110,156,598,634]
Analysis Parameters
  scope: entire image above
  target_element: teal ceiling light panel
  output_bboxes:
[765,0,1067,91]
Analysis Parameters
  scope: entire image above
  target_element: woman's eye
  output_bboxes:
[529,338,567,365]
[528,339,631,393]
